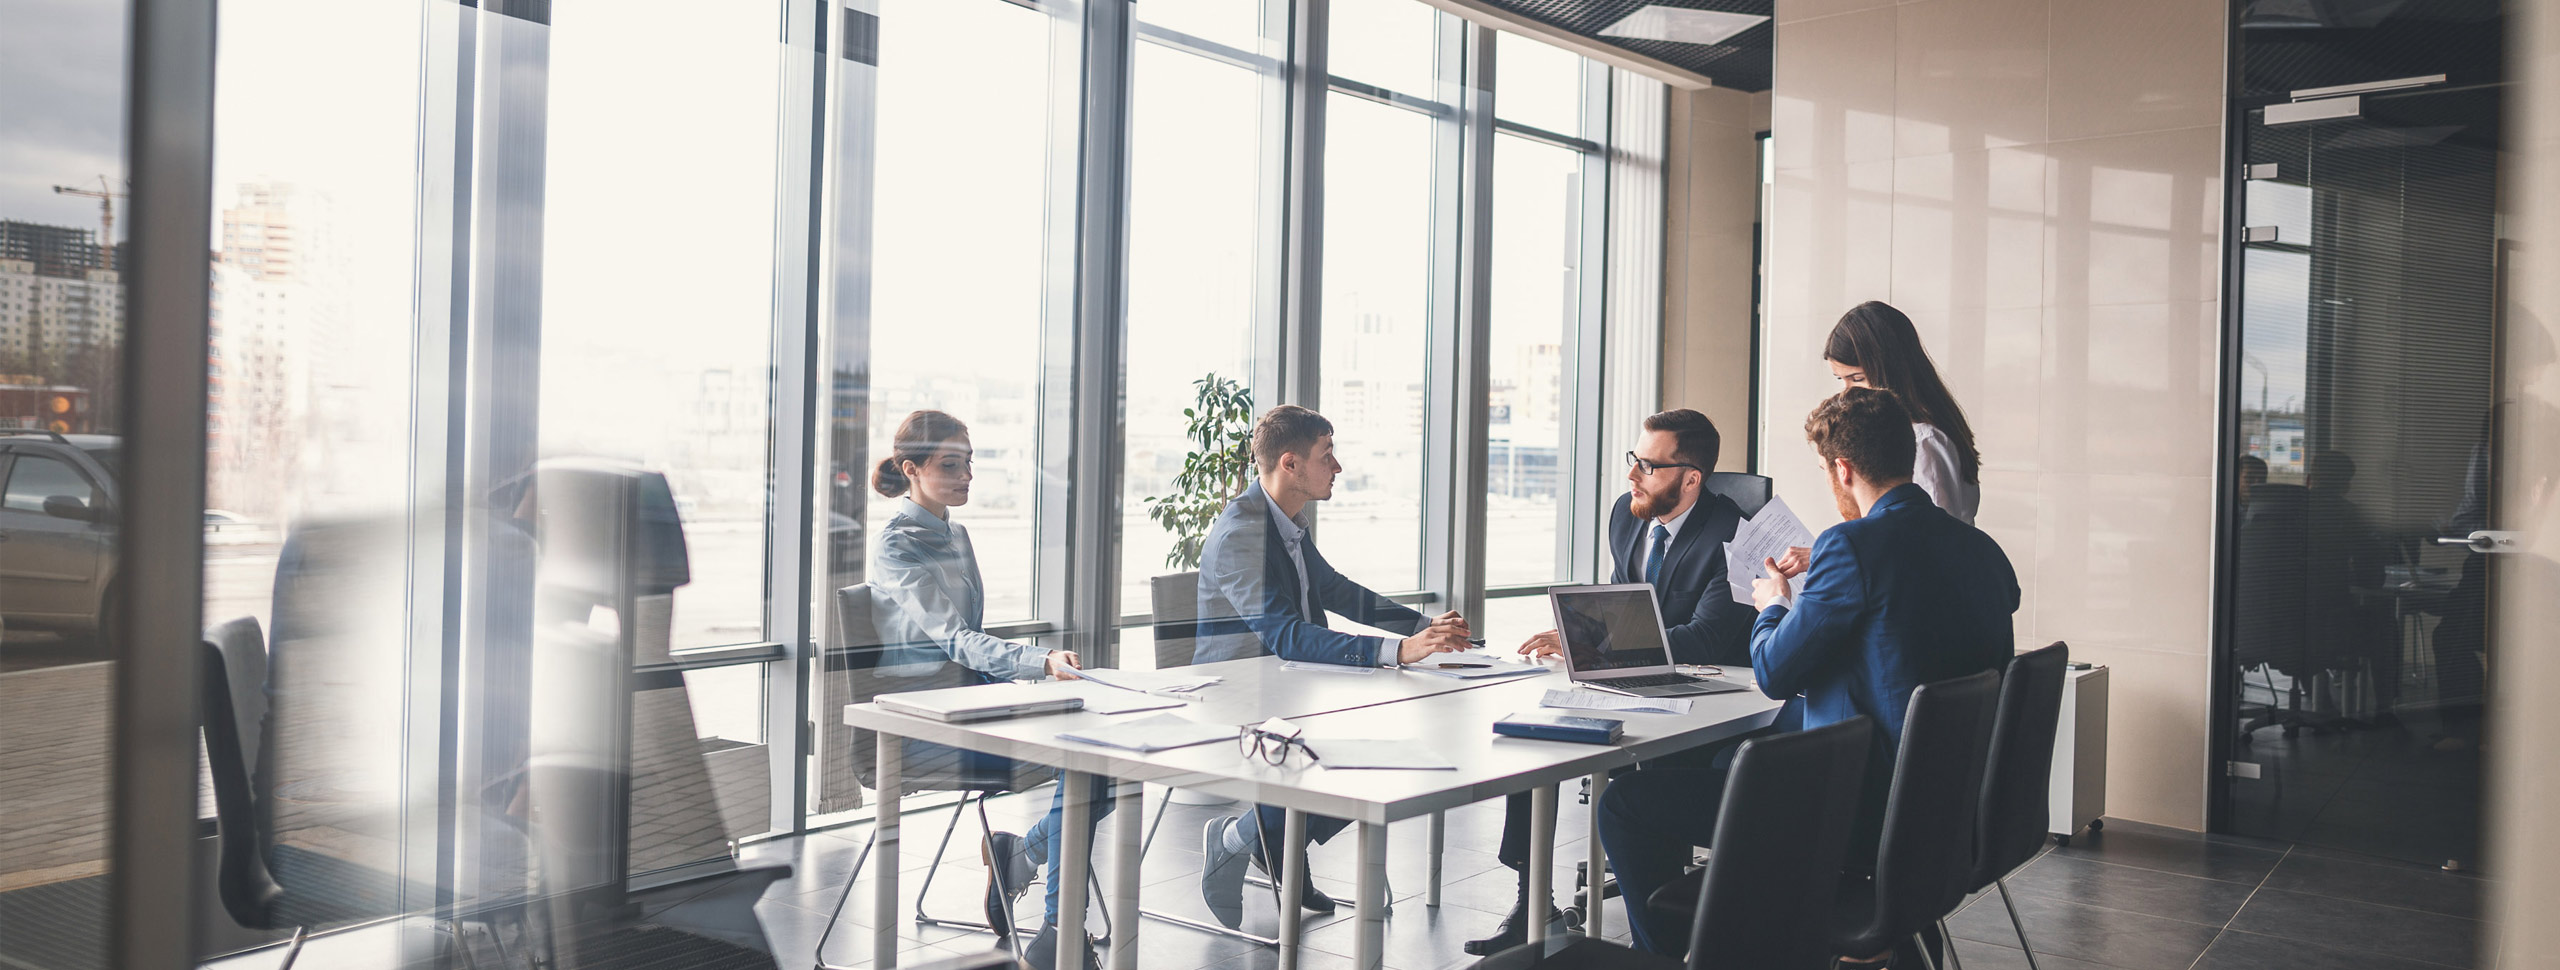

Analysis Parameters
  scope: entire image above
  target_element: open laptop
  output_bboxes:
[875,681,1085,723]
[1548,583,1750,698]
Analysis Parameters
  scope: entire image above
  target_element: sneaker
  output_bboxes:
[1024,923,1102,970]
[1200,816,1249,929]
[982,830,1032,939]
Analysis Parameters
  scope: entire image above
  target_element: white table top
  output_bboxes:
[844,656,1785,824]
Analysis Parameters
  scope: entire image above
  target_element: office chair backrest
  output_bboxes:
[1151,571,1202,668]
[199,632,286,930]
[834,584,1029,795]
[1854,669,2000,953]
[1973,642,2069,889]
[206,616,271,783]
[1704,472,1774,519]
[1688,716,1873,970]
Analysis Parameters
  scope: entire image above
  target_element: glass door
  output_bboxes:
[2222,80,2505,868]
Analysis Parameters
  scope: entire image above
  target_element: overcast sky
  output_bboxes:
[0,0,128,234]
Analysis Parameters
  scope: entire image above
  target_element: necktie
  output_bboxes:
[1644,524,1671,586]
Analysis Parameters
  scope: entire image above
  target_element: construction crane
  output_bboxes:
[51,176,127,273]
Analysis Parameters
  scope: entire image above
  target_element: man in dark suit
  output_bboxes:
[1192,405,1475,927]
[1599,387,2019,957]
[1465,409,1757,955]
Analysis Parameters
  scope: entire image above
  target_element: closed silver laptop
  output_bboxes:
[875,681,1085,722]
[1548,583,1749,698]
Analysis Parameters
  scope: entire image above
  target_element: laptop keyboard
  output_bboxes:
[1593,672,1697,689]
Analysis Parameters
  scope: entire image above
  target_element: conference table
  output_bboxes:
[842,656,1785,970]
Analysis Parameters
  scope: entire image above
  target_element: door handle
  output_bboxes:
[2435,530,2522,554]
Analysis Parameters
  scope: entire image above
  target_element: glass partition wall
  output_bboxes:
[4,0,1665,962]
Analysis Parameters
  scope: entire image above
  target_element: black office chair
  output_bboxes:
[200,621,306,968]
[203,617,457,967]
[1951,643,2068,970]
[1703,472,1774,519]
[1475,717,1872,970]
[1827,670,2001,970]
[1150,571,1202,669]
[816,584,1107,968]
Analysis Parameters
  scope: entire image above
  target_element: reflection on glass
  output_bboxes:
[2227,94,2499,868]
[1486,134,1584,586]
[1328,0,1439,95]
[1121,33,1267,637]
[1482,594,1557,648]
[1320,92,1434,593]
[1493,32,1584,135]
[863,0,1051,625]
[543,0,782,652]
[1138,0,1264,50]
[190,0,808,962]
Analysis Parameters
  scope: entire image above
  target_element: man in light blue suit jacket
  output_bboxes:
[1190,405,1473,928]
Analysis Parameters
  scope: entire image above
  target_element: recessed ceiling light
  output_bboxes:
[1598,6,1770,46]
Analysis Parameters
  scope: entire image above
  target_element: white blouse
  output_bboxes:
[1912,422,1979,525]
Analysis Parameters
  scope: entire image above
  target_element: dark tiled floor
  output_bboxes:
[757,800,2503,970]
[1947,818,2499,970]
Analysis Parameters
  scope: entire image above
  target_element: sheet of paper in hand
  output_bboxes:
[1723,495,1814,606]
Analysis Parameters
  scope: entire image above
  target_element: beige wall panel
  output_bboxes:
[2066,644,2211,825]
[2031,470,2214,652]
[1892,0,2049,157]
[2047,0,2226,141]
[1771,6,1899,170]
[1765,0,2226,830]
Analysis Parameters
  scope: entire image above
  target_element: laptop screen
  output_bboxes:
[1549,585,1672,673]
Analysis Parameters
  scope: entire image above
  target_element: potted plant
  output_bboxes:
[1144,374,1255,569]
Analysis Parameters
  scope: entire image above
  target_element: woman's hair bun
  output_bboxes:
[872,456,909,498]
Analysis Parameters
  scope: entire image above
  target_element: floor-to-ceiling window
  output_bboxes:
[1317,0,1444,600]
[16,0,1674,959]
[1481,32,1604,636]
[1117,1,1280,668]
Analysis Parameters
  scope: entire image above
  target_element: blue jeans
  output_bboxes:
[1021,772,1117,927]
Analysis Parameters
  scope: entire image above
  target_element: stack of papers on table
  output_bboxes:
[1017,679,1187,715]
[1313,740,1455,770]
[1407,657,1550,680]
[1540,688,1694,715]
[1057,713,1236,752]
[1075,667,1223,695]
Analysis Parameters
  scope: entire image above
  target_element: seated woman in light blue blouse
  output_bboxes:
[871,409,1108,970]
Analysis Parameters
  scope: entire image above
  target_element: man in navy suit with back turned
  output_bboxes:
[1598,386,2018,959]
[1464,408,1759,955]
[1191,405,1476,928]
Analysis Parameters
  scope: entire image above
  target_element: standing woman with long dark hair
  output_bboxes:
[1822,301,1983,524]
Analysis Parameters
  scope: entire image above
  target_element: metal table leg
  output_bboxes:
[1528,785,1557,946]
[1354,821,1389,970]
[873,734,902,969]
[1057,771,1094,970]
[1278,809,1308,970]
[1426,811,1445,907]
[1585,772,1607,938]
[1110,781,1143,970]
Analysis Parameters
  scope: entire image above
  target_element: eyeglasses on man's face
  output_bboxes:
[1625,451,1699,478]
